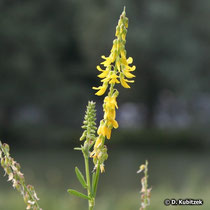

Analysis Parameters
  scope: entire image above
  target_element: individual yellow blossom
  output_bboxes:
[120,73,134,88]
[100,72,120,84]
[97,70,109,79]
[101,55,112,67]
[108,119,118,129]
[123,71,135,79]
[104,94,118,109]
[94,137,102,149]
[97,121,112,140]
[92,83,108,96]
[97,121,107,137]
[108,74,120,84]
[121,57,136,80]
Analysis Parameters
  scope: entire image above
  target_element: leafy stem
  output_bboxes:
[83,149,95,210]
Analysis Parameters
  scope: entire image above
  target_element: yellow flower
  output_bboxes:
[101,55,112,67]
[105,126,111,139]
[90,148,99,159]
[93,8,135,96]
[100,72,120,84]
[97,66,109,78]
[127,57,133,64]
[121,57,136,81]
[120,73,134,88]
[120,50,126,60]
[109,74,120,84]
[94,70,120,95]
[101,94,119,139]
[91,8,135,173]
[97,121,106,136]
[93,83,108,96]
[104,109,116,121]
[123,70,135,79]
[100,164,105,173]
[94,137,102,149]
[109,119,118,129]
[104,95,118,109]
[97,123,112,139]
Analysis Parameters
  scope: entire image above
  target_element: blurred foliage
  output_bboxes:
[0,0,210,146]
[0,149,210,209]
[1,188,210,210]
[111,128,204,149]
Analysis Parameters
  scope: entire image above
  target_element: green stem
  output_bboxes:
[93,163,100,197]
[84,156,91,196]
[84,154,94,210]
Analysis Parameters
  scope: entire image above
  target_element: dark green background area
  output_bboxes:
[0,1,210,209]
[0,0,210,147]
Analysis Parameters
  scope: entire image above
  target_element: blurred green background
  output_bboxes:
[0,0,210,209]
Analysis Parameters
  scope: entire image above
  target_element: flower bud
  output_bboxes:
[3,143,10,154]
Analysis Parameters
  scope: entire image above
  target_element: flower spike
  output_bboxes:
[91,8,136,173]
[93,8,136,96]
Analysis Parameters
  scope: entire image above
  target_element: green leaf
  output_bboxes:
[67,189,91,200]
[75,167,87,189]
[74,147,82,151]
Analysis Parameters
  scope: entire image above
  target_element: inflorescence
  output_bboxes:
[0,141,41,210]
[91,8,136,173]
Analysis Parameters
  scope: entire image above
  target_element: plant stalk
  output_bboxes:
[84,153,94,210]
[93,163,100,197]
